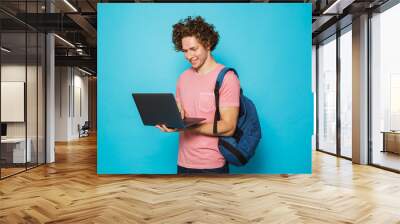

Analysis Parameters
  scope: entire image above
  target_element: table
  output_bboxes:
[1,138,32,163]
[381,131,400,154]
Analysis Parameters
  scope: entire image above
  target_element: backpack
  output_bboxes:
[213,67,262,166]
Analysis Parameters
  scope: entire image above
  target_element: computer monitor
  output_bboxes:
[1,123,7,137]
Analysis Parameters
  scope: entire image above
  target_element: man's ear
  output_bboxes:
[205,42,211,51]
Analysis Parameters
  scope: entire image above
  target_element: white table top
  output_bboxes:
[1,138,29,143]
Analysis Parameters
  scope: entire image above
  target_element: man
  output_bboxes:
[155,16,240,174]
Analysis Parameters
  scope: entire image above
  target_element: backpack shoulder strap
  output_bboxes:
[213,67,238,135]
[215,67,238,90]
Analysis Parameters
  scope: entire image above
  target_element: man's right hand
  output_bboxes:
[177,102,185,120]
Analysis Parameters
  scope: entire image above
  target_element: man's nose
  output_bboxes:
[185,53,194,61]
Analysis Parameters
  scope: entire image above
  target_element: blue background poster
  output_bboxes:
[98,3,312,174]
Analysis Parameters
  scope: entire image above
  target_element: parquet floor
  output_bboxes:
[1,167,26,178]
[1,134,400,223]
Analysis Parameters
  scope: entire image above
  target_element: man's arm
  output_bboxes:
[188,106,239,137]
[155,106,238,135]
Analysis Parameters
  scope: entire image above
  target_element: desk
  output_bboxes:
[1,138,32,163]
[381,131,400,154]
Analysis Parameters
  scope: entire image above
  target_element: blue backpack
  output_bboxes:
[213,67,262,166]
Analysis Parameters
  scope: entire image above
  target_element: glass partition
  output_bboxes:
[0,1,46,179]
[1,30,28,178]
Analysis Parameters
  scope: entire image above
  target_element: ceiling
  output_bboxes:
[0,0,395,75]
[0,0,98,73]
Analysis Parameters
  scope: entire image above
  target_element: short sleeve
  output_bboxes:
[219,71,240,107]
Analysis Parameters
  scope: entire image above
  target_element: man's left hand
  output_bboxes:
[155,124,180,132]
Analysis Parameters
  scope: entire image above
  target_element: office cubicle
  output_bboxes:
[0,1,46,179]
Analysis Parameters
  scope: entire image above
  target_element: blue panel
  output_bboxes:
[98,3,312,174]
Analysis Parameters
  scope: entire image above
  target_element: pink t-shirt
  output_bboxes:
[175,64,241,169]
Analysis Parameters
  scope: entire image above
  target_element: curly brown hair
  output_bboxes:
[172,16,219,52]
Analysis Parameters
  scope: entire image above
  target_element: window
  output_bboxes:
[317,35,337,154]
[371,2,400,171]
[339,27,352,158]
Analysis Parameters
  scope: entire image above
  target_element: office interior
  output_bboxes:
[0,0,400,222]
[0,0,97,179]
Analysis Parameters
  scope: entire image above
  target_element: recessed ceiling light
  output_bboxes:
[63,0,78,12]
[54,34,75,48]
[322,0,354,15]
[1,47,11,53]
[77,67,93,76]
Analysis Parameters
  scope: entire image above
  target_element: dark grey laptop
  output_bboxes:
[132,93,206,129]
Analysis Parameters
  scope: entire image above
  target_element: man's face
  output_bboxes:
[181,36,210,69]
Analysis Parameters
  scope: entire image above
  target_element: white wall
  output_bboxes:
[1,65,41,138]
[72,73,89,138]
[1,65,26,132]
[55,66,70,141]
[1,64,46,164]
[55,67,89,141]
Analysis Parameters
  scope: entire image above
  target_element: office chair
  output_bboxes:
[78,121,90,138]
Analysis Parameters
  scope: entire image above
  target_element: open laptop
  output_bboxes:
[132,93,206,129]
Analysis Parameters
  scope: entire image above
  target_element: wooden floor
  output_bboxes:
[1,163,45,178]
[1,167,26,178]
[1,135,400,223]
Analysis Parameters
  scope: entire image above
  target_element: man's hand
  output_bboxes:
[155,101,184,133]
[177,101,185,119]
[155,124,179,133]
